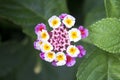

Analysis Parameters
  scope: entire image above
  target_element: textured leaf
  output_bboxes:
[105,0,120,18]
[0,0,68,39]
[0,39,35,77]
[88,18,120,53]
[77,46,120,80]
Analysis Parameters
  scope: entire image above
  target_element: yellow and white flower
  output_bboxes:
[68,28,81,42]
[55,52,66,66]
[62,15,75,28]
[41,42,53,52]
[34,40,43,50]
[48,15,61,29]
[37,30,49,41]
[67,45,80,57]
[44,51,56,62]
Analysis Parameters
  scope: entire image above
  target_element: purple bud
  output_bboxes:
[78,26,89,39]
[35,23,46,34]
[77,45,86,58]
[66,55,76,67]
[59,13,68,19]
[39,52,45,60]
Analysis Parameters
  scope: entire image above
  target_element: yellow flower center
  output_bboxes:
[47,52,54,59]
[56,55,64,61]
[52,19,58,26]
[43,44,50,51]
[41,32,47,39]
[66,18,72,25]
[71,32,78,39]
[69,47,77,55]
[39,41,42,45]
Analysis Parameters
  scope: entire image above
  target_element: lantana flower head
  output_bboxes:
[34,13,89,67]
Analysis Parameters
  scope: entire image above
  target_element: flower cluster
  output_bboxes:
[34,13,88,67]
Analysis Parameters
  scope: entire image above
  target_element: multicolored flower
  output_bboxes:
[34,13,89,67]
[44,51,56,62]
[48,16,61,29]
[66,55,76,67]
[37,30,50,41]
[54,52,66,66]
[62,15,75,28]
[35,23,46,34]
[41,42,53,52]
[78,26,89,39]
[68,28,81,42]
[67,45,80,57]
[34,40,43,50]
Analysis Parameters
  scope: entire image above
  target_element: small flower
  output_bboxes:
[59,13,68,19]
[68,28,81,42]
[48,16,61,29]
[66,55,76,67]
[77,45,86,58]
[39,52,45,60]
[44,51,56,62]
[34,13,89,67]
[34,40,43,50]
[35,23,46,34]
[62,15,75,28]
[78,26,89,39]
[67,45,80,57]
[41,42,53,52]
[55,52,66,66]
[37,30,50,41]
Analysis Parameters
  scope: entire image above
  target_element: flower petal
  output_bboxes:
[62,15,75,28]
[41,42,53,52]
[77,45,86,58]
[34,40,42,50]
[48,15,61,29]
[37,30,50,41]
[39,52,45,60]
[35,23,46,34]
[52,61,57,66]
[55,52,66,66]
[66,55,76,67]
[67,45,80,57]
[44,51,56,62]
[78,26,89,39]
[59,13,68,19]
[68,28,81,42]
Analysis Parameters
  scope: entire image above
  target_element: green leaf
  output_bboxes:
[77,46,120,80]
[88,18,120,53]
[0,38,36,77]
[0,0,68,39]
[105,0,120,18]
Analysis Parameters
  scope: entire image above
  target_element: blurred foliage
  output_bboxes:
[0,0,120,80]
[83,0,106,27]
[0,0,68,39]
[105,0,120,18]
